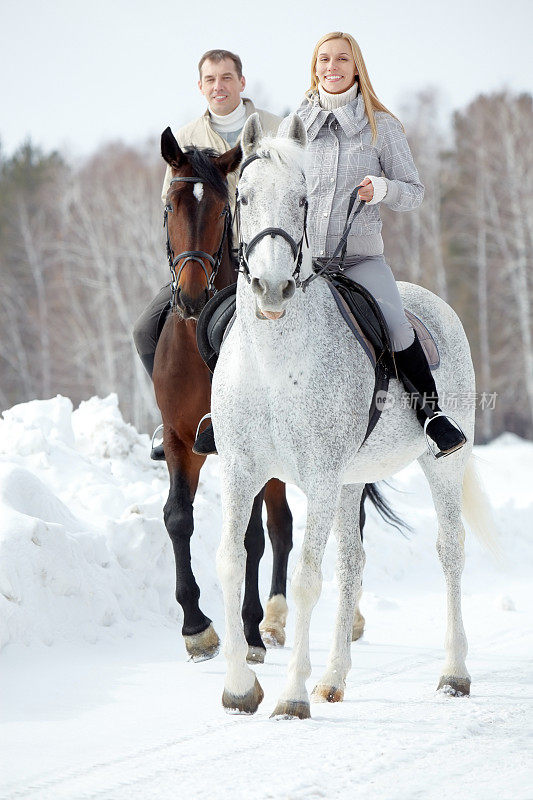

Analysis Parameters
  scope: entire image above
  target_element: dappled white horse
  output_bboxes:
[212,114,495,718]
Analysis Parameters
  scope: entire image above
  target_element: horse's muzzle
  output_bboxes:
[251,277,295,320]
[255,305,286,321]
[176,287,209,320]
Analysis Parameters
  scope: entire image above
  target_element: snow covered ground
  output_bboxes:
[0,395,531,799]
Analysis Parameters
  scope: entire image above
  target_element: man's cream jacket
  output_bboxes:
[161,98,281,222]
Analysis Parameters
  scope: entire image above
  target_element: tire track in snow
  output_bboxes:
[0,651,438,800]
[0,719,233,800]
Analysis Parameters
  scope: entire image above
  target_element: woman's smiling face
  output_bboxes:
[315,38,357,94]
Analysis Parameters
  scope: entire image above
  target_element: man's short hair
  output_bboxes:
[198,49,243,79]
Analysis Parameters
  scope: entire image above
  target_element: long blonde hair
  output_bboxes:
[308,32,401,143]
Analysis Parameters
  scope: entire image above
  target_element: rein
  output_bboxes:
[163,175,231,309]
[303,185,365,289]
[236,152,366,292]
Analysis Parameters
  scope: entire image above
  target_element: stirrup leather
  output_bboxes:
[423,412,466,459]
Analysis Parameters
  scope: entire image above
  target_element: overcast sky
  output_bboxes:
[1,0,532,158]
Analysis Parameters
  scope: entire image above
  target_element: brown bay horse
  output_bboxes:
[153,128,293,662]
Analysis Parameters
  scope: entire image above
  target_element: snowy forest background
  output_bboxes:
[1,89,532,442]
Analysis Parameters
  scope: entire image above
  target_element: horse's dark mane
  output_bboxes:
[182,146,229,201]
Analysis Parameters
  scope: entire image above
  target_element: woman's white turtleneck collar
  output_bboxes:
[318,81,359,111]
[209,100,246,131]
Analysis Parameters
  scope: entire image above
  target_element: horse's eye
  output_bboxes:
[165,204,173,213]
[299,197,307,207]
[240,196,248,206]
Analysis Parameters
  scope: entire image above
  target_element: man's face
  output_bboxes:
[198,58,245,116]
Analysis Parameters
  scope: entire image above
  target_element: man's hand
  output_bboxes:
[357,177,374,202]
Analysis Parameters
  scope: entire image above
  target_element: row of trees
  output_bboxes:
[1,90,532,441]
[383,91,533,441]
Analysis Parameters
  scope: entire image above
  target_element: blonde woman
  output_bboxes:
[280,31,465,456]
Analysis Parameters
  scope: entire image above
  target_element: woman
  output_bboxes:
[280,31,465,457]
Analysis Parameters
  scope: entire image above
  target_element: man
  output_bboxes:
[161,49,280,221]
[133,49,281,458]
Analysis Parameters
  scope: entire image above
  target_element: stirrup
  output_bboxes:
[195,413,212,441]
[151,423,164,450]
[423,412,466,459]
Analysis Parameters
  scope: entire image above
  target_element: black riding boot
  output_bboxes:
[394,333,466,458]
[192,421,217,456]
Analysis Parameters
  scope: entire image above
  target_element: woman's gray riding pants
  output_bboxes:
[341,254,414,352]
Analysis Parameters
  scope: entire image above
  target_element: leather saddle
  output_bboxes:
[196,276,439,446]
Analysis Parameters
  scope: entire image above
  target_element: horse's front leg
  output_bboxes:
[217,466,266,714]
[312,483,366,703]
[420,454,471,695]
[243,488,267,664]
[260,479,293,648]
[164,437,219,661]
[271,485,340,720]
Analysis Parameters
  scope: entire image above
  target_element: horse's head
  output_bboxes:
[238,113,308,321]
[161,128,241,319]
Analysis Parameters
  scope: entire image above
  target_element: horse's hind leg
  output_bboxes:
[243,488,266,664]
[261,479,293,648]
[164,438,219,662]
[351,488,368,642]
[312,484,366,703]
[419,451,471,695]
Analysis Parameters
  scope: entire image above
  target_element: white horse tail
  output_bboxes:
[461,456,501,559]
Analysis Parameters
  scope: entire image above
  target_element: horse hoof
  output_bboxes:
[352,611,365,642]
[437,675,471,696]
[311,683,345,703]
[222,677,264,714]
[270,700,311,719]
[246,645,266,664]
[184,624,220,662]
[260,594,287,648]
[259,627,285,648]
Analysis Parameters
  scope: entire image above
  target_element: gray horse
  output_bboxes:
[211,114,497,718]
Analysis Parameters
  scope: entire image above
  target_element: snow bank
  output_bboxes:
[0,395,223,650]
[0,394,531,652]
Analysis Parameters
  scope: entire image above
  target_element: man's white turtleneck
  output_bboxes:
[209,100,247,146]
[318,81,359,111]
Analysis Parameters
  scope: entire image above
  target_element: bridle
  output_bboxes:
[236,152,366,292]
[163,176,231,308]
[236,153,309,289]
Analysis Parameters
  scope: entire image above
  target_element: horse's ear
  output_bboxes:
[161,126,185,168]
[281,114,307,148]
[215,143,242,176]
[241,113,264,158]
